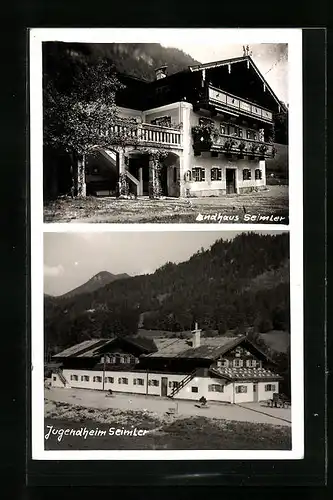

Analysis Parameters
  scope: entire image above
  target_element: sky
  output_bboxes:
[44,230,286,296]
[162,43,288,104]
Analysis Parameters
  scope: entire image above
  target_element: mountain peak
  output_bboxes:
[59,271,130,298]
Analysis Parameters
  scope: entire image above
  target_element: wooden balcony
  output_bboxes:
[192,127,275,159]
[202,84,274,124]
[211,134,275,159]
[101,121,182,149]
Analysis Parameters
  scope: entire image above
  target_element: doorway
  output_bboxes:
[253,383,258,402]
[160,165,168,196]
[161,377,168,397]
[226,168,236,194]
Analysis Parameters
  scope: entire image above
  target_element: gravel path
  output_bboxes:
[45,387,291,427]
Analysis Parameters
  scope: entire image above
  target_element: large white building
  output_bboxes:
[51,327,282,405]
[46,55,286,200]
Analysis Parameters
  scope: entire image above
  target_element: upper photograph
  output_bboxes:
[41,39,289,224]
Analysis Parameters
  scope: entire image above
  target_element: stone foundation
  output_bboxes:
[238,185,267,194]
[186,188,227,197]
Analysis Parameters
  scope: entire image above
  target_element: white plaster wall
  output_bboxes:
[204,377,233,403]
[234,382,254,403]
[51,373,69,388]
[258,381,279,402]
[179,102,193,197]
[187,152,226,194]
[51,369,279,404]
[185,154,265,196]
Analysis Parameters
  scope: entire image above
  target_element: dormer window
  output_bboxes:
[246,359,257,368]
[217,359,228,368]
[233,359,243,368]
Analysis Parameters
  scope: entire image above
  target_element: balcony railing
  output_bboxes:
[205,85,273,124]
[101,121,182,148]
[211,134,275,159]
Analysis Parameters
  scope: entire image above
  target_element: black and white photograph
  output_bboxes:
[42,230,292,453]
[29,28,303,462]
[38,37,290,224]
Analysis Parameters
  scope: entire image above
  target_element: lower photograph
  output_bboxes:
[41,229,295,456]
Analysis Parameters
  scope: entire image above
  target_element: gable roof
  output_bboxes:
[52,334,157,359]
[189,55,287,112]
[53,338,114,358]
[143,335,275,363]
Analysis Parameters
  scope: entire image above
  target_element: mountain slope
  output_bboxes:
[87,43,200,81]
[45,233,290,354]
[59,271,130,299]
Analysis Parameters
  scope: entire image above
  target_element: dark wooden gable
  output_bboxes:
[217,337,276,366]
[96,335,157,358]
[203,60,282,113]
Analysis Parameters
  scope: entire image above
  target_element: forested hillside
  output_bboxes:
[58,271,130,299]
[43,42,199,84]
[85,43,199,81]
[45,232,290,355]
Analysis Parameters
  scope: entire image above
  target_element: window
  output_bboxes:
[133,378,144,386]
[149,379,159,387]
[53,376,56,381]
[191,386,199,393]
[208,384,224,392]
[220,124,226,135]
[246,130,257,140]
[151,115,171,127]
[265,384,276,392]
[237,128,243,138]
[81,375,89,382]
[211,167,222,181]
[105,377,114,383]
[217,359,228,368]
[233,359,243,368]
[169,381,179,389]
[122,378,128,385]
[255,169,262,180]
[93,376,102,383]
[192,168,205,182]
[246,359,257,368]
[236,385,248,393]
[199,117,213,126]
[70,374,78,381]
[243,169,251,181]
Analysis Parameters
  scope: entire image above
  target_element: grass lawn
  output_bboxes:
[44,401,291,450]
[44,185,289,224]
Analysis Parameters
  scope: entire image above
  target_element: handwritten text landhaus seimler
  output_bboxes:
[45,424,149,442]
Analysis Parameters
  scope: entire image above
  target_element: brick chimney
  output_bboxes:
[191,322,201,348]
[155,65,167,80]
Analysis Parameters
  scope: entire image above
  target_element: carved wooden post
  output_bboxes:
[77,153,86,197]
[72,152,86,197]
[118,149,129,197]
[148,153,162,199]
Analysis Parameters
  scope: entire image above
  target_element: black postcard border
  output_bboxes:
[6,25,327,490]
